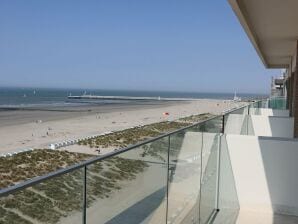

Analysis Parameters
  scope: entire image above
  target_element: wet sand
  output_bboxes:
[0,101,174,126]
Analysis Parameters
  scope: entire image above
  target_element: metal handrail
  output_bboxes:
[223,103,249,114]
[0,101,260,197]
[270,96,287,99]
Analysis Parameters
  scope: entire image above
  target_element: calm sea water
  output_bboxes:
[0,87,267,107]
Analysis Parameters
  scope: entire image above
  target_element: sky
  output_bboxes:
[0,0,280,94]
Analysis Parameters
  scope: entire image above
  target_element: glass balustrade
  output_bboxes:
[1,101,266,224]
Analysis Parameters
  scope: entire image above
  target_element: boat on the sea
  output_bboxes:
[233,91,241,101]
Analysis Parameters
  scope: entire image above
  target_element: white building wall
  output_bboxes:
[249,115,294,138]
[258,108,289,117]
[225,134,298,216]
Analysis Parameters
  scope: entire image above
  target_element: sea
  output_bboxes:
[0,87,267,108]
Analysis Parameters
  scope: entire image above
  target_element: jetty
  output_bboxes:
[68,95,195,101]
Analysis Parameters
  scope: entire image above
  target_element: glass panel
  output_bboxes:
[249,102,261,115]
[86,136,169,224]
[269,97,287,110]
[216,135,240,224]
[260,100,268,109]
[168,125,202,224]
[200,116,223,133]
[0,169,84,224]
[224,107,248,135]
[199,120,220,224]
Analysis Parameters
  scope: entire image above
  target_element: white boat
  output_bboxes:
[233,91,241,101]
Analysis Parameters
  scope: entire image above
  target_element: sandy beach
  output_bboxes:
[0,99,243,224]
[0,99,241,154]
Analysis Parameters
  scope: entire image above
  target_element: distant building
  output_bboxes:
[271,73,286,97]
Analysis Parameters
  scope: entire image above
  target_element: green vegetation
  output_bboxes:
[178,113,211,123]
[0,206,32,224]
[0,149,91,189]
[0,152,148,224]
[0,112,214,223]
[78,113,213,149]
[87,157,148,203]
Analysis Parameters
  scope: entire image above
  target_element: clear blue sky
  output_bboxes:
[0,0,279,94]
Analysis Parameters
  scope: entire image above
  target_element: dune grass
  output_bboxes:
[0,151,148,224]
[0,112,213,223]
[0,149,92,189]
[78,113,212,149]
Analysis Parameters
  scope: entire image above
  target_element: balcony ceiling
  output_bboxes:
[228,0,298,68]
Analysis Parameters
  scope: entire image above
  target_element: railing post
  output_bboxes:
[216,134,222,211]
[198,132,204,223]
[222,115,225,134]
[165,135,170,224]
[247,104,251,135]
[83,166,87,224]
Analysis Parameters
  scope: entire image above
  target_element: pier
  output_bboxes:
[67,95,195,101]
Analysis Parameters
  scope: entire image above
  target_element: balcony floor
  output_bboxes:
[214,210,298,224]
[236,211,298,224]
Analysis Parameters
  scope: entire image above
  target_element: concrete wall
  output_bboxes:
[249,115,294,138]
[217,135,240,207]
[225,134,298,216]
[256,108,289,117]
[224,114,293,138]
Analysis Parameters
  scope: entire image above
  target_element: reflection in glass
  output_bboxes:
[199,132,220,223]
[216,136,240,224]
[86,137,169,224]
[168,126,202,224]
[224,107,248,135]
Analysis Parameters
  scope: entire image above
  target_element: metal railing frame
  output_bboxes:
[0,100,263,223]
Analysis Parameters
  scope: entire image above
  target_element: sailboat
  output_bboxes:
[233,91,241,101]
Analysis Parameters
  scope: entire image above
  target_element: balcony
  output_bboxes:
[218,97,298,224]
[1,98,297,224]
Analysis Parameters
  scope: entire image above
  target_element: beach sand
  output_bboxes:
[0,99,242,154]
[0,99,243,224]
